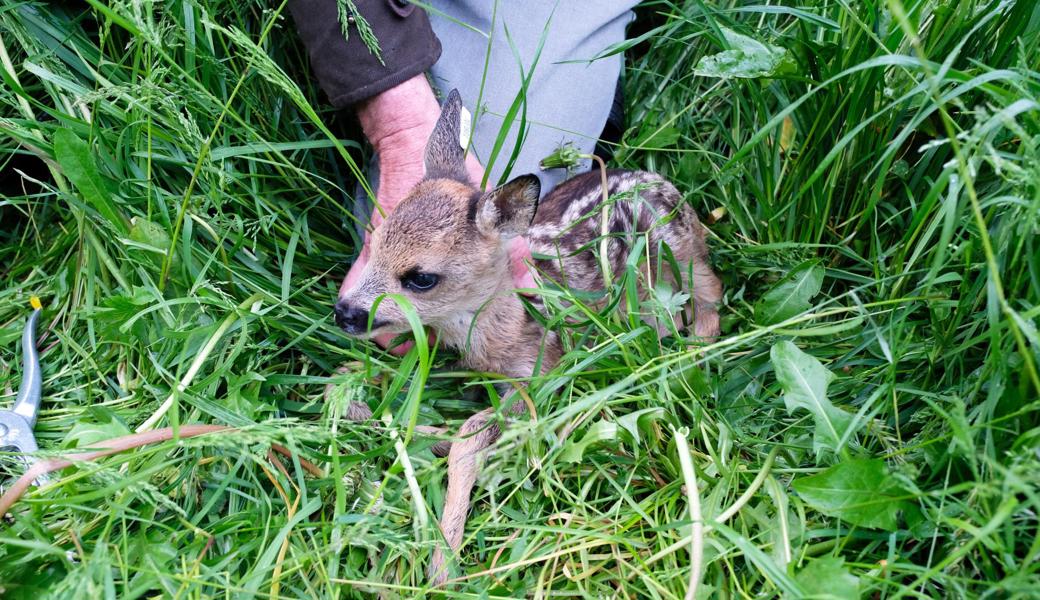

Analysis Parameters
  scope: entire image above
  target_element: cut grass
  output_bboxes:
[1,0,1039,598]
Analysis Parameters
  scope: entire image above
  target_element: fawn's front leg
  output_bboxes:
[429,397,526,585]
[326,379,453,457]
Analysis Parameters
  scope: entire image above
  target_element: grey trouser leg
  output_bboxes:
[427,1,637,194]
[354,1,636,241]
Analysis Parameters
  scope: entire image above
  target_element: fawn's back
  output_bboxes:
[527,169,721,338]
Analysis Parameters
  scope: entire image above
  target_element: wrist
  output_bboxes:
[357,73,441,156]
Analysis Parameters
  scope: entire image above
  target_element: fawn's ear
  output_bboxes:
[475,174,541,238]
[424,89,467,181]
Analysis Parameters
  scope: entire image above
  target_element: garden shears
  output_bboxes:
[0,297,48,486]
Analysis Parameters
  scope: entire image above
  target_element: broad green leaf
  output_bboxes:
[129,217,171,251]
[668,363,711,398]
[88,286,153,323]
[616,407,665,447]
[53,129,128,235]
[791,556,859,600]
[755,260,825,325]
[694,27,797,79]
[560,420,618,463]
[129,217,171,267]
[793,458,913,531]
[629,125,682,149]
[771,341,855,455]
[561,407,668,462]
[62,407,131,448]
[652,282,691,317]
[226,371,273,422]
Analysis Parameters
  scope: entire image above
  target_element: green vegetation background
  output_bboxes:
[1,1,1038,598]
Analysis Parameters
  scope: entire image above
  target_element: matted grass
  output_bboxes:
[1,0,1038,598]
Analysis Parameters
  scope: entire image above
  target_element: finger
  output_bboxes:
[378,334,413,356]
[513,268,537,291]
[465,154,485,190]
[507,237,535,289]
[374,329,439,355]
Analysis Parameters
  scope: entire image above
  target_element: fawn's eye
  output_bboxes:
[400,270,440,292]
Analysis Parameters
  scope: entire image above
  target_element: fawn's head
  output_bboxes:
[335,90,540,339]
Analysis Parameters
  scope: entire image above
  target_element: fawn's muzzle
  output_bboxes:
[334,301,373,335]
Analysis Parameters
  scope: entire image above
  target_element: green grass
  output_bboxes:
[2,0,1039,598]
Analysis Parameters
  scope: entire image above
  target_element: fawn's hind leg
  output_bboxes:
[650,256,721,339]
[687,260,722,338]
[675,235,722,338]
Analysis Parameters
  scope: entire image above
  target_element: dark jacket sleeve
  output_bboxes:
[288,0,442,107]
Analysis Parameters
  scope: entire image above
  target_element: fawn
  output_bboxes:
[334,90,722,584]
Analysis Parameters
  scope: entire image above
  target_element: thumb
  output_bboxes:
[508,236,536,290]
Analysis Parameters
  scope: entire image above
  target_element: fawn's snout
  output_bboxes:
[334,300,387,335]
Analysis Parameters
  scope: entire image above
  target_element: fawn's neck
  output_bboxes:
[436,277,560,379]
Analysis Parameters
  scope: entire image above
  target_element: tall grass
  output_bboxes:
[1,0,1038,598]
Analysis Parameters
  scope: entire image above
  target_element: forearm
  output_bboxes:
[356,73,441,153]
[354,74,442,220]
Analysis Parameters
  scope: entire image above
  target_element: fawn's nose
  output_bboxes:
[334,301,370,334]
